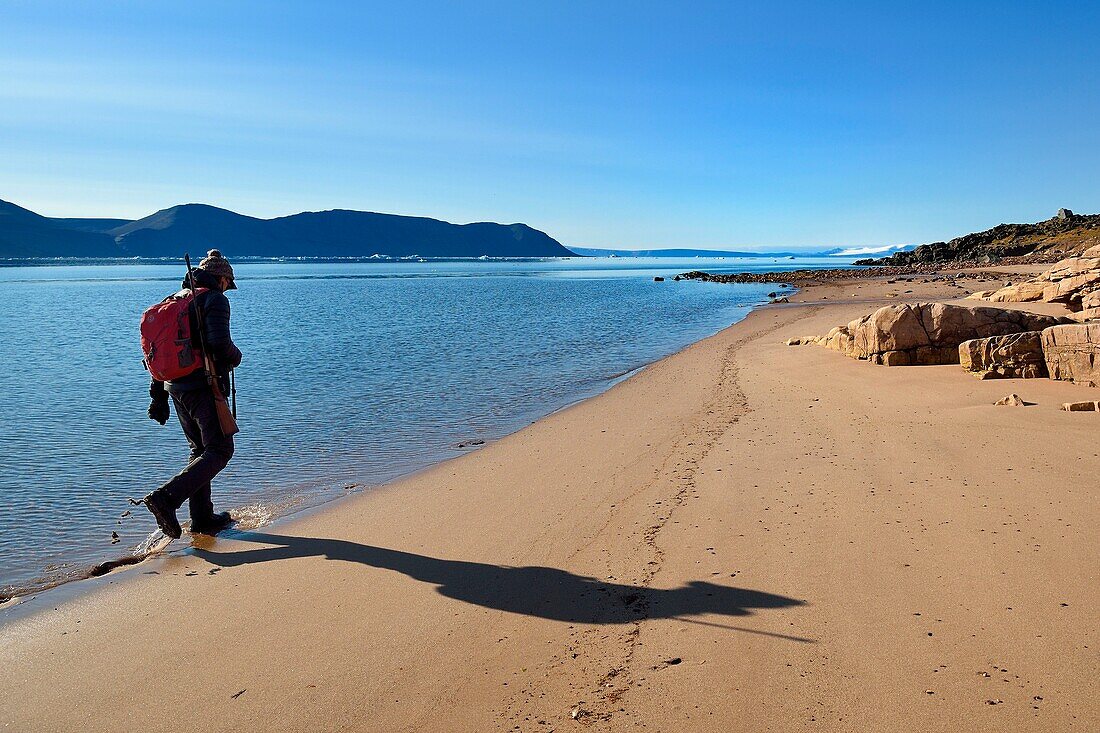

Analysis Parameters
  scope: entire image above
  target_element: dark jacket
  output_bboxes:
[154,268,243,395]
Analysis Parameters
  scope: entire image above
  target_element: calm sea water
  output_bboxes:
[0,256,846,597]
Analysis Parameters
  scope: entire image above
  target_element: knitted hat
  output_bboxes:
[198,249,236,289]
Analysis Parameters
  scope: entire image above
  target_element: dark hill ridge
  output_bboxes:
[0,199,573,258]
[49,217,133,234]
[856,209,1100,267]
[0,199,122,257]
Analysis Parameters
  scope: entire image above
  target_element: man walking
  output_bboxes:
[143,249,243,538]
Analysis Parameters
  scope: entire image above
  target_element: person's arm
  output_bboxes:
[202,292,243,368]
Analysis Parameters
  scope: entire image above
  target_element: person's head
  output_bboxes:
[198,249,236,292]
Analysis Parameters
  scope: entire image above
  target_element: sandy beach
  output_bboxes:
[2,274,1098,732]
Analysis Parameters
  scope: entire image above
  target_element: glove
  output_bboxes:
[148,380,170,425]
[148,398,170,425]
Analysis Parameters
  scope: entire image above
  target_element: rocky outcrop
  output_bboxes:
[1041,323,1100,387]
[1041,258,1100,310]
[959,331,1047,379]
[1069,308,1100,323]
[856,210,1100,267]
[971,248,1100,311]
[819,303,1066,366]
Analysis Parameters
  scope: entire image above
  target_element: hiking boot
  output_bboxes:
[143,491,182,539]
[190,511,233,536]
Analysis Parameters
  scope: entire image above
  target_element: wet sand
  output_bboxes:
[2,274,1098,731]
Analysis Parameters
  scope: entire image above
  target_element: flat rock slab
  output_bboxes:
[1061,401,1100,411]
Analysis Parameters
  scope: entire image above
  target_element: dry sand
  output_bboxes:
[2,275,1098,732]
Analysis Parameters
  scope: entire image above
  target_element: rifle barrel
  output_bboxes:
[184,253,240,436]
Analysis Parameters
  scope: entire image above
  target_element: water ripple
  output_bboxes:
[0,258,793,596]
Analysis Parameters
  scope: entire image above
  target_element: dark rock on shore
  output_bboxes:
[856,209,1100,267]
[677,268,1009,286]
[679,267,916,285]
[455,439,486,449]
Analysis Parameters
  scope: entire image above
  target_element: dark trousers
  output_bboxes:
[158,388,234,520]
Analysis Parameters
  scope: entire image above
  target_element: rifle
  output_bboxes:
[185,253,240,437]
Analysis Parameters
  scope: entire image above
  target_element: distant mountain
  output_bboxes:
[0,200,124,257]
[856,209,1100,266]
[109,204,274,256]
[0,199,573,258]
[49,217,134,234]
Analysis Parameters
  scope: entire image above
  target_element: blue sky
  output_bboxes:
[2,1,1099,251]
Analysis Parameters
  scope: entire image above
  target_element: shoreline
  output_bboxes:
[0,294,765,608]
[3,272,1098,731]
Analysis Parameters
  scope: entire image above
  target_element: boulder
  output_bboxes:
[1036,256,1100,310]
[1041,323,1100,387]
[1042,271,1100,309]
[1061,401,1100,411]
[1069,308,1100,323]
[985,281,1047,303]
[959,331,1047,379]
[994,394,1026,406]
[969,254,1100,310]
[820,303,1066,365]
[824,325,855,356]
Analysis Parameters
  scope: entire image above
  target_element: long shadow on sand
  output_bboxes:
[194,531,813,643]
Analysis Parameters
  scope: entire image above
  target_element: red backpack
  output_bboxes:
[140,288,207,381]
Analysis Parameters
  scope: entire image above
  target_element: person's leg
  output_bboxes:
[188,483,215,523]
[173,402,216,523]
[143,394,200,538]
[157,389,234,510]
[174,394,204,462]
